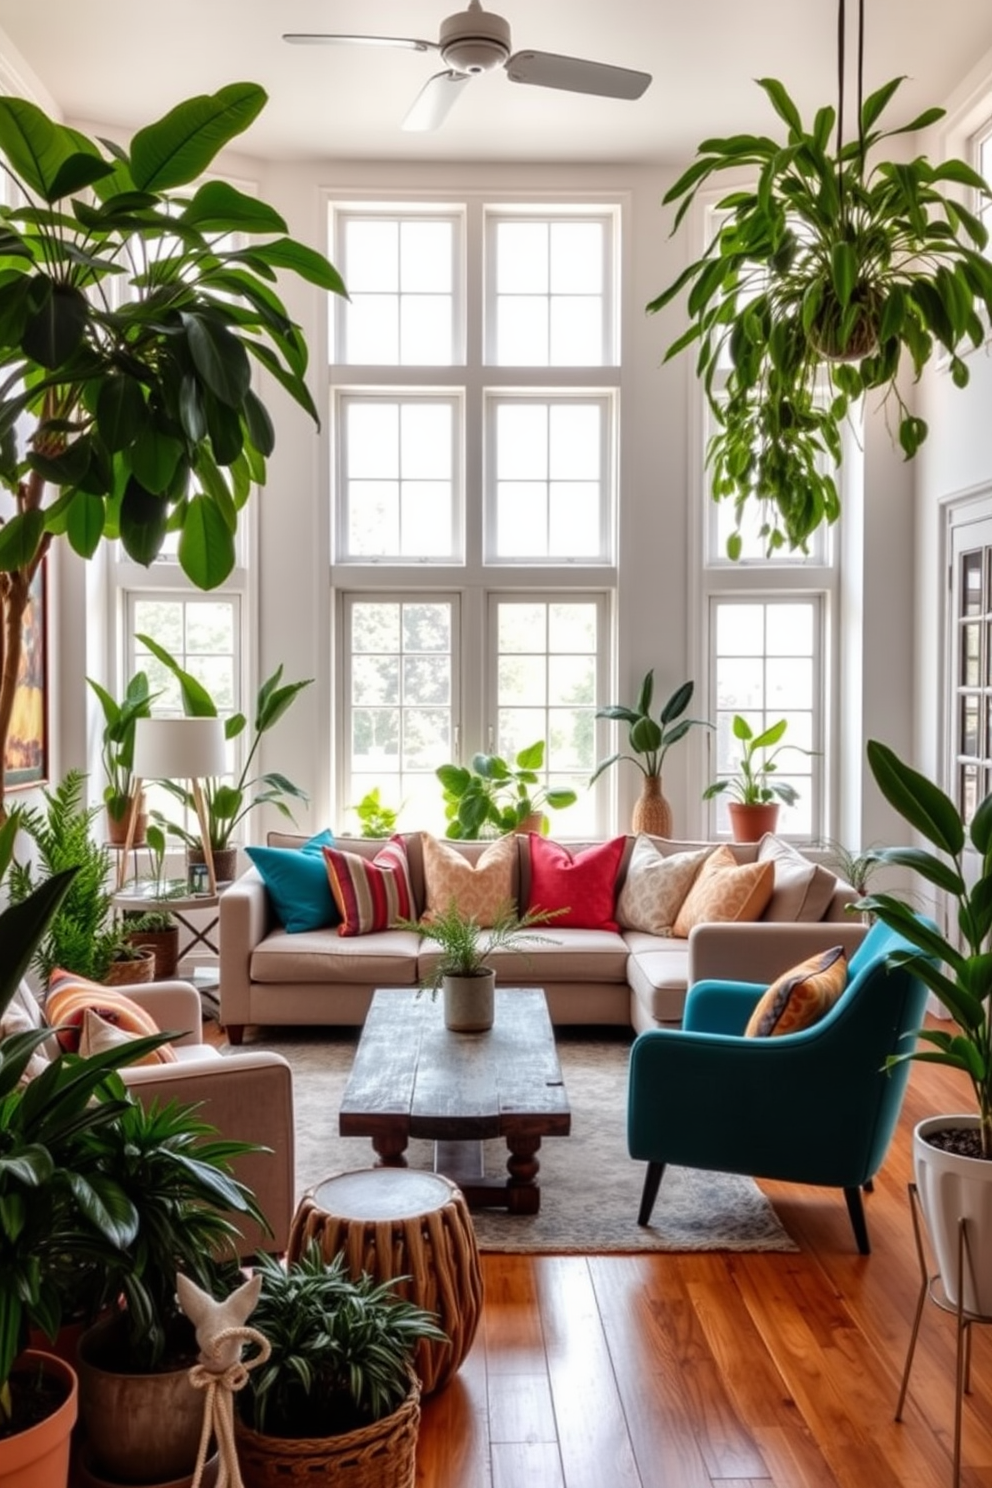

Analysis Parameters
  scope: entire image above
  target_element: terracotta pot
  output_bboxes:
[106,795,148,848]
[0,1349,77,1488]
[102,949,155,987]
[186,844,238,886]
[73,1443,220,1488]
[77,1314,205,1485]
[727,802,779,842]
[631,775,672,836]
[443,970,495,1032]
[513,812,544,835]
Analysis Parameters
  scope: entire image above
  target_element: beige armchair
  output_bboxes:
[110,980,295,1255]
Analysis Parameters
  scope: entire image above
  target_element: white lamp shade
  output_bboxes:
[133,717,227,780]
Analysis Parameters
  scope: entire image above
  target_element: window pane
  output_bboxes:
[492,399,608,562]
[401,222,452,292]
[550,222,602,293]
[491,215,608,366]
[342,398,456,561]
[497,404,547,478]
[339,214,455,365]
[496,222,548,293]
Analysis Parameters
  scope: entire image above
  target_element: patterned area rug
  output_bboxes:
[236,1027,798,1254]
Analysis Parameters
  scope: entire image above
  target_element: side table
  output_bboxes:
[288,1168,484,1395]
[112,881,228,1015]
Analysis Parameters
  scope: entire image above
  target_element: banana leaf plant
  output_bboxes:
[649,72,992,558]
[0,85,346,815]
[858,740,992,1158]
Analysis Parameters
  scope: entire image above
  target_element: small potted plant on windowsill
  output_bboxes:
[398,899,563,1031]
[590,673,711,835]
[436,740,578,840]
[703,715,811,841]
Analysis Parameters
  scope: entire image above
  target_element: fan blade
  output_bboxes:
[505,50,651,100]
[283,33,436,53]
[402,71,473,132]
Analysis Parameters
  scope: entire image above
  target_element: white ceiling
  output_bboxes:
[1,1,991,166]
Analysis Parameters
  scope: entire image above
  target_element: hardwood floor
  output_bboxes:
[412,1043,990,1488]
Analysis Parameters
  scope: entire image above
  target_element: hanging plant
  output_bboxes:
[648,0,992,557]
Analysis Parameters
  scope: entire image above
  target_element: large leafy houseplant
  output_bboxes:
[0,85,344,816]
[857,739,992,1157]
[650,60,992,557]
[437,739,578,840]
[590,674,710,786]
[702,715,805,808]
[137,633,312,852]
[87,668,159,831]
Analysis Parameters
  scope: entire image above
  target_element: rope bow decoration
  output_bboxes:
[177,1272,271,1488]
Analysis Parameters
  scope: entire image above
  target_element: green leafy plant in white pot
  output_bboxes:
[858,739,992,1316]
[648,0,992,558]
[0,84,344,819]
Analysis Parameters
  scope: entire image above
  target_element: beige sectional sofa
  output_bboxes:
[219,831,866,1043]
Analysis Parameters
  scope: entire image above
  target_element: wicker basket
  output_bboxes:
[234,1374,421,1488]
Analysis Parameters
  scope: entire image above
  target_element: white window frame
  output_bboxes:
[328,190,625,837]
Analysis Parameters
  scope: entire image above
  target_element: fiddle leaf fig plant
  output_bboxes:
[649,73,992,557]
[0,84,345,816]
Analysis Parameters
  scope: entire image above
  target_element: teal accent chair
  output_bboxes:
[627,920,930,1253]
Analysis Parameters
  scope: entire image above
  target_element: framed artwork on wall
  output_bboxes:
[3,560,48,790]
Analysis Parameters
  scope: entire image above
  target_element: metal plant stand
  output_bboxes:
[895,1181,990,1488]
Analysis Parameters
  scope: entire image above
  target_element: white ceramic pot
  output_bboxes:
[913,1114,992,1314]
[443,971,495,1032]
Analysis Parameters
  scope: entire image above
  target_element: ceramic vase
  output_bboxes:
[443,971,496,1032]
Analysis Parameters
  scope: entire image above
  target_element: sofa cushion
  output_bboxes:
[323,837,414,936]
[616,836,712,935]
[250,927,423,985]
[420,832,517,925]
[623,932,692,1023]
[757,833,837,922]
[526,834,627,932]
[744,945,848,1037]
[672,844,775,938]
[246,829,339,933]
[46,972,176,1063]
[419,927,630,985]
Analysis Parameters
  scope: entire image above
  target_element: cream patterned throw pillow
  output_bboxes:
[421,832,516,926]
[616,837,712,936]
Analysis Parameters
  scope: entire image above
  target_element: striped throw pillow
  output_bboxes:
[46,970,177,1064]
[323,837,414,936]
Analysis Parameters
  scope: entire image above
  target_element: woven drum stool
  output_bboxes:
[288,1169,484,1395]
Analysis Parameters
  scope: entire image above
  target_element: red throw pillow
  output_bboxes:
[323,837,414,936]
[526,835,626,932]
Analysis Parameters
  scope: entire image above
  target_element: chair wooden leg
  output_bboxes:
[638,1162,666,1226]
[844,1185,871,1254]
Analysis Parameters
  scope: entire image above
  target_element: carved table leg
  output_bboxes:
[506,1135,542,1214]
[372,1133,409,1167]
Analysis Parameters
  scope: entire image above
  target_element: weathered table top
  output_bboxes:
[339,986,571,1143]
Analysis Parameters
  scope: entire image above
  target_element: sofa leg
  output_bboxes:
[638,1162,666,1227]
[225,1024,245,1046]
[844,1185,871,1254]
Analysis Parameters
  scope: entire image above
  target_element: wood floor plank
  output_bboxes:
[488,1372,557,1444]
[491,1441,565,1488]
[417,1325,492,1488]
[482,1254,549,1376]
[536,1256,642,1488]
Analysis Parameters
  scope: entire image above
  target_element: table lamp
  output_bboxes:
[125,717,228,893]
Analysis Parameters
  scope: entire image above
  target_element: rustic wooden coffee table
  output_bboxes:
[339,987,571,1214]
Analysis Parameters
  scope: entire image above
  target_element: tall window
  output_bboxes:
[330,197,621,835]
[699,200,836,842]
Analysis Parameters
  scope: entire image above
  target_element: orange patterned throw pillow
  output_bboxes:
[671,844,775,938]
[744,946,848,1037]
[46,970,177,1064]
[421,832,516,926]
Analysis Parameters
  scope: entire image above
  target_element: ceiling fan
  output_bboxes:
[283,0,652,132]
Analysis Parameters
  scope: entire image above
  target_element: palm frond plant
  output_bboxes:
[0,85,345,819]
[649,0,992,557]
[7,769,133,982]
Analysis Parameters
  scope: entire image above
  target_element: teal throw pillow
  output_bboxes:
[246,830,339,933]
